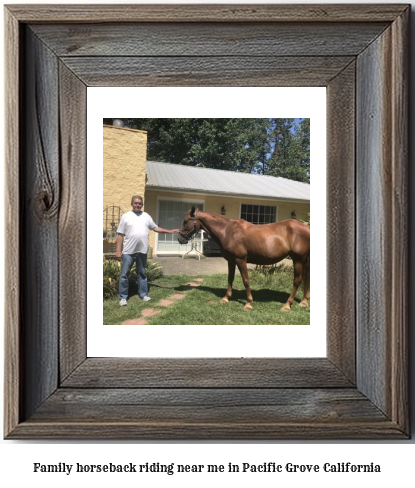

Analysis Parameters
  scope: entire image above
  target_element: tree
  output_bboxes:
[297,118,310,181]
[103,118,309,182]
[266,119,310,183]
[120,118,271,173]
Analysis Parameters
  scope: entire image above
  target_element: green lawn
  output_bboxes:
[103,269,310,325]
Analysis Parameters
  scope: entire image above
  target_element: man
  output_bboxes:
[116,195,179,306]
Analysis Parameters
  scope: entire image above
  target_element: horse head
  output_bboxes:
[177,206,201,244]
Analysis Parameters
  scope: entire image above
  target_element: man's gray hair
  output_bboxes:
[131,195,144,205]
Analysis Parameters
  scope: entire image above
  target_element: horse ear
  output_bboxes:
[190,206,196,217]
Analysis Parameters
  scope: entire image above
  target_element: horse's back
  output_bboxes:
[225,219,309,264]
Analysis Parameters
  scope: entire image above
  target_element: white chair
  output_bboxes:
[181,230,208,260]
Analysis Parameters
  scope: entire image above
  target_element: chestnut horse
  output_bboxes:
[178,207,310,311]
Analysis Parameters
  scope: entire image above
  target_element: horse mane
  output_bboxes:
[195,209,239,224]
[194,210,232,241]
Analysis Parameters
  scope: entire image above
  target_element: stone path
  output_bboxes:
[121,289,194,325]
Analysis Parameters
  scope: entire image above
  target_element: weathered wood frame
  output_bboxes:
[4,4,409,439]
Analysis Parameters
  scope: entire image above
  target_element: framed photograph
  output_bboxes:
[94,90,324,358]
[4,4,409,439]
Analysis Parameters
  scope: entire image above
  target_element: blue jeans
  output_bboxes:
[119,252,148,300]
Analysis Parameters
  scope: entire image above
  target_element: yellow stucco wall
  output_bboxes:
[103,125,147,221]
[144,189,310,254]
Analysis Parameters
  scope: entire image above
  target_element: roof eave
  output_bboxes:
[146,185,310,203]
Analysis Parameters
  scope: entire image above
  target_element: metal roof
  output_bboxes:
[146,161,310,202]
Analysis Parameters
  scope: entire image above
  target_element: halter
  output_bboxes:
[178,217,199,242]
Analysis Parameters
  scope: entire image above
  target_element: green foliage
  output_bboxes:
[144,260,164,281]
[103,257,121,299]
[252,262,293,286]
[103,256,163,299]
[266,118,310,182]
[300,213,311,226]
[137,118,271,173]
[103,118,310,182]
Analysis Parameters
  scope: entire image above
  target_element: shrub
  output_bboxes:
[250,261,292,287]
[144,260,164,282]
[300,212,310,226]
[103,257,121,299]
[103,256,163,299]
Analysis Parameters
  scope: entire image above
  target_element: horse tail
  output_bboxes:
[302,252,310,298]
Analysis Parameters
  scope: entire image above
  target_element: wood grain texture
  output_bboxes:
[7,421,406,441]
[4,4,410,440]
[61,56,354,87]
[6,4,409,23]
[326,62,356,382]
[31,22,388,57]
[62,358,352,388]
[356,8,409,425]
[389,5,409,435]
[356,28,390,416]
[31,389,386,423]
[7,386,403,439]
[58,63,87,381]
[4,6,21,438]
[21,28,60,419]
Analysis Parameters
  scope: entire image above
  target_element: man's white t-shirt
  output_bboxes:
[117,211,158,254]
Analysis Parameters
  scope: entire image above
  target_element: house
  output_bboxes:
[103,124,310,257]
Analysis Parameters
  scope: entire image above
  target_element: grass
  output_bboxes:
[103,267,310,325]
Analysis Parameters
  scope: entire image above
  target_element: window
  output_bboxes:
[241,204,276,224]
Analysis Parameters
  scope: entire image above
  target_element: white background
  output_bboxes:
[1,0,415,486]
[88,86,326,357]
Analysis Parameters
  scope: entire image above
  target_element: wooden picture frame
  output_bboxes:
[4,4,409,439]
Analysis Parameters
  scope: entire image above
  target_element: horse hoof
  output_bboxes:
[299,300,309,308]
[281,305,291,312]
[220,297,229,304]
[243,303,253,311]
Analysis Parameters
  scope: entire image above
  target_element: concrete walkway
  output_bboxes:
[149,255,232,275]
[150,255,291,276]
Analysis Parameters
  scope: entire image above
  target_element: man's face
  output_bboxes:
[132,199,143,213]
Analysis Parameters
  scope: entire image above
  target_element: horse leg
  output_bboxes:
[299,253,310,307]
[281,261,303,312]
[221,260,236,304]
[236,259,253,310]
[299,289,310,308]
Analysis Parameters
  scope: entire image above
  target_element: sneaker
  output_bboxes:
[119,299,127,306]
[141,296,151,302]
